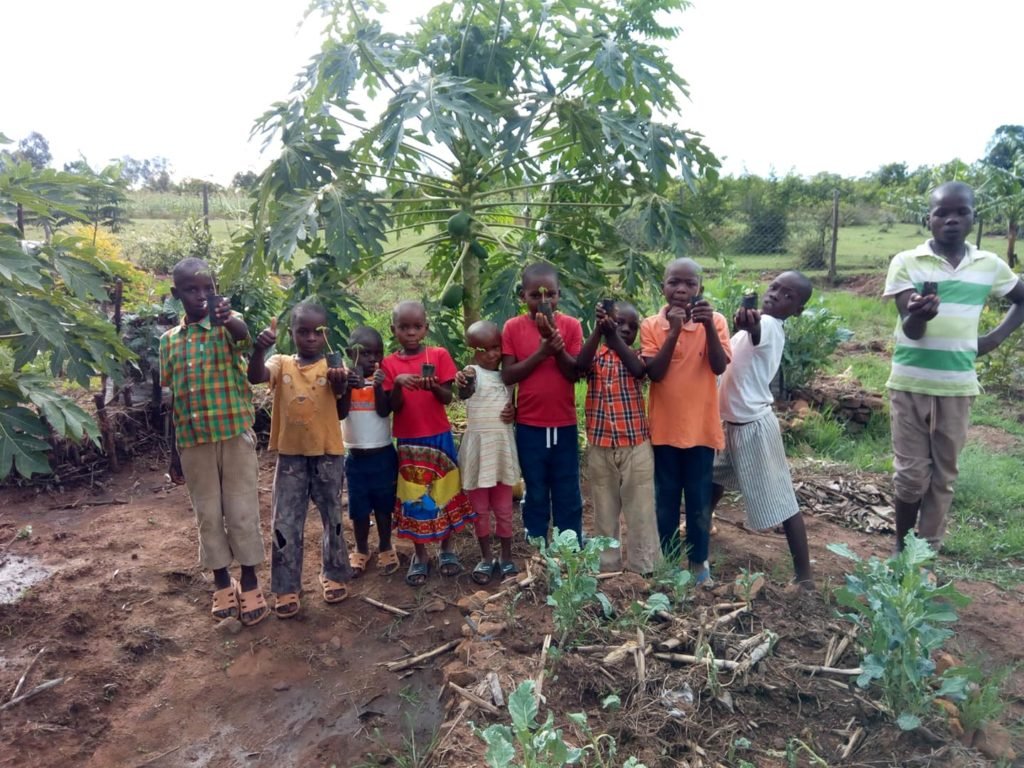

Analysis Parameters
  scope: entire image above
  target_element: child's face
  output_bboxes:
[467,327,502,371]
[291,309,327,360]
[929,189,974,247]
[761,273,807,320]
[391,305,428,352]
[662,262,702,309]
[520,274,560,317]
[614,306,641,347]
[347,334,383,377]
[171,270,217,323]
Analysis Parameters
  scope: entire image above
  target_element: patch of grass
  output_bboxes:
[827,352,891,393]
[820,291,895,343]
[785,410,892,473]
[970,394,1024,438]
[944,445,1024,572]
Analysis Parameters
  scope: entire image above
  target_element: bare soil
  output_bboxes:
[0,454,1021,767]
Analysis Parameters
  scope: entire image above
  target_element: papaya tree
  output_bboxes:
[0,135,130,479]
[231,0,717,344]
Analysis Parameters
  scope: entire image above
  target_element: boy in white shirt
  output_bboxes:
[711,271,814,589]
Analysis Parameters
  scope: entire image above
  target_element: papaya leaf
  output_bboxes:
[0,404,53,480]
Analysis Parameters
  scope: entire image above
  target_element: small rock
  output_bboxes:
[442,660,476,687]
[477,621,505,638]
[273,681,290,692]
[329,636,342,651]
[215,617,243,635]
[456,594,486,613]
[423,597,446,613]
[933,651,961,676]
[974,723,1017,762]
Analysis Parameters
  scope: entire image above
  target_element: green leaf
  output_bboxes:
[896,712,921,731]
[827,542,862,562]
[0,405,52,480]
[900,534,936,567]
[856,655,885,688]
[601,693,621,711]
[480,724,516,768]
[507,681,537,732]
[567,711,588,727]
[595,591,614,618]
[645,592,671,613]
[17,376,100,444]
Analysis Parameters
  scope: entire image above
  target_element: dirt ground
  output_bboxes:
[0,452,1021,768]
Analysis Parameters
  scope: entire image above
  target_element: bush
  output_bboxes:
[781,304,852,397]
[122,217,218,275]
[736,205,787,254]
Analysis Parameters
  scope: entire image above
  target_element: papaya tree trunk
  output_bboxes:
[462,248,482,329]
[1008,218,1018,268]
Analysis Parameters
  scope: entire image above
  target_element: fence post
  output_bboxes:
[976,215,983,249]
[202,183,210,230]
[827,189,839,284]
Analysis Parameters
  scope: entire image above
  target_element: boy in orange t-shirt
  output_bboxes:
[640,258,731,585]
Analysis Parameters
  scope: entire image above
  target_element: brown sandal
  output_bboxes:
[320,574,349,604]
[274,592,300,619]
[377,548,400,576]
[236,584,270,627]
[349,551,370,578]
[211,581,239,620]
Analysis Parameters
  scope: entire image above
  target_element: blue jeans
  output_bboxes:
[515,424,583,541]
[653,444,714,563]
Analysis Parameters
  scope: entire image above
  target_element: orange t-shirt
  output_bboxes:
[639,307,732,451]
[266,355,344,456]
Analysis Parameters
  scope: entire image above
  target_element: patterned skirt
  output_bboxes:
[394,432,476,542]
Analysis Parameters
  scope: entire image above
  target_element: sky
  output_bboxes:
[4,0,1021,186]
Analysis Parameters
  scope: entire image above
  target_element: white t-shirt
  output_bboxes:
[719,314,785,424]
[341,383,392,450]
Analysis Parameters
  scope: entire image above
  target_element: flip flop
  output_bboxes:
[320,574,349,604]
[349,551,370,578]
[471,559,496,585]
[211,581,239,620]
[438,551,463,578]
[377,548,400,576]
[498,560,519,578]
[236,584,270,627]
[406,559,429,587]
[274,592,301,619]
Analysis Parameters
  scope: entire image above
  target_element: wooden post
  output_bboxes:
[202,183,210,230]
[94,394,119,472]
[828,189,840,284]
[975,215,983,249]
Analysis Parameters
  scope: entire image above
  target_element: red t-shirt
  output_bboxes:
[502,313,583,427]
[381,346,457,439]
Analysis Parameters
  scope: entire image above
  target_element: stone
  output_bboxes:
[329,636,342,651]
[423,597,446,613]
[442,660,476,687]
[792,399,811,415]
[273,681,290,692]
[215,617,243,635]
[974,723,1017,762]
[477,621,506,638]
[933,651,961,676]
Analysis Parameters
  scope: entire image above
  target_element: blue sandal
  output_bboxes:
[438,551,463,578]
[405,559,430,587]
[498,561,519,578]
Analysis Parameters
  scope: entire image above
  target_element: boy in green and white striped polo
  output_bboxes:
[884,181,1024,552]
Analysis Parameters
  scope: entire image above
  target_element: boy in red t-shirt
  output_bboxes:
[501,263,584,541]
[382,300,475,587]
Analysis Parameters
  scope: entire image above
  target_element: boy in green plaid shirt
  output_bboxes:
[160,258,268,627]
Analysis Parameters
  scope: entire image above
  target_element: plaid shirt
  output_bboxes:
[585,345,649,448]
[159,314,253,449]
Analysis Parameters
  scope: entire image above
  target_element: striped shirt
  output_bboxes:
[883,242,1018,396]
[585,346,649,448]
[159,315,254,449]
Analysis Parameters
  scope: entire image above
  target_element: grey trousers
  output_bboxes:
[271,454,351,594]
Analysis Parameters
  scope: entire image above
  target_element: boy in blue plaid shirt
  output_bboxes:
[577,301,661,574]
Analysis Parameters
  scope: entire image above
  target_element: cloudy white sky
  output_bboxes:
[4,0,1020,185]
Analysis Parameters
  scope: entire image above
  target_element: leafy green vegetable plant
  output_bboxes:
[535,529,616,648]
[780,303,852,396]
[828,535,970,730]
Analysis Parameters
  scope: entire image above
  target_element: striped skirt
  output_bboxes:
[394,431,476,543]
[712,411,799,531]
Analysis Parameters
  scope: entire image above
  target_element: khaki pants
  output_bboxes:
[587,440,661,574]
[179,430,265,569]
[889,390,973,549]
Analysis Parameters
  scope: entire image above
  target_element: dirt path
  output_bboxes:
[0,459,1021,766]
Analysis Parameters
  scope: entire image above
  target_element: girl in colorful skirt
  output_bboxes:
[381,300,475,587]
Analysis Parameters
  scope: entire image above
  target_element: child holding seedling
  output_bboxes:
[339,326,400,577]
[885,181,1024,552]
[641,258,731,586]
[711,272,815,590]
[382,300,474,587]
[501,262,584,542]
[248,300,352,618]
[159,257,269,626]
[577,300,661,575]
[455,320,520,584]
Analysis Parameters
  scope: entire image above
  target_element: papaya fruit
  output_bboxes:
[441,283,464,308]
[446,211,472,239]
[469,240,488,260]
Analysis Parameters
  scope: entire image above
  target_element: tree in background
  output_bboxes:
[0,133,130,478]
[980,125,1024,267]
[231,170,259,191]
[14,132,52,170]
[232,0,717,346]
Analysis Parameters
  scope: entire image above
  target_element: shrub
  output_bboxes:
[122,217,218,275]
[736,204,787,254]
[780,304,852,397]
